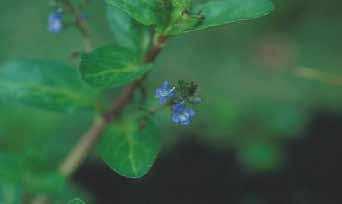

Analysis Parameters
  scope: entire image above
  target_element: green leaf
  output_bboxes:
[0,153,25,184]
[161,0,203,35]
[23,172,66,194]
[192,0,274,31]
[0,105,93,199]
[105,0,170,26]
[68,198,86,204]
[0,152,66,194]
[107,5,151,53]
[0,183,22,204]
[238,142,283,172]
[97,117,160,178]
[80,45,152,88]
[165,0,274,35]
[0,60,96,113]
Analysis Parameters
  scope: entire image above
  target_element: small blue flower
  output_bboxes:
[48,10,63,33]
[171,103,196,126]
[155,81,176,104]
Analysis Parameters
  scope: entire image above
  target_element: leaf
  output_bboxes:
[97,117,160,178]
[105,0,170,26]
[0,105,93,199]
[68,198,86,204]
[0,152,66,194]
[0,153,25,184]
[0,60,96,113]
[192,0,274,31]
[80,45,152,88]
[23,172,66,194]
[166,0,274,35]
[106,5,151,53]
[160,0,203,35]
[238,142,283,172]
[0,183,22,204]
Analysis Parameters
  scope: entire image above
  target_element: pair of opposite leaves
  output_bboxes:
[80,0,274,89]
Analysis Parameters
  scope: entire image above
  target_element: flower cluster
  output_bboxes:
[155,80,201,126]
[171,103,196,126]
[48,10,63,33]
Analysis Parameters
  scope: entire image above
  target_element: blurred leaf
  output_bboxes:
[41,182,91,204]
[0,152,65,194]
[105,0,170,26]
[238,142,283,172]
[68,198,86,204]
[0,105,93,196]
[80,45,152,88]
[0,152,25,184]
[97,117,160,178]
[0,60,96,113]
[189,0,274,32]
[23,172,65,194]
[0,183,22,204]
[260,105,307,137]
[0,106,92,168]
[106,5,151,53]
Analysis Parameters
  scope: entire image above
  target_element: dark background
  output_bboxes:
[75,111,342,204]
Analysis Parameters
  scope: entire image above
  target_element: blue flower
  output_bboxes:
[48,10,63,33]
[171,103,196,126]
[155,81,176,104]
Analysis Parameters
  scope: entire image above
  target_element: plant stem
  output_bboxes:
[294,66,342,86]
[58,35,168,178]
[144,35,168,62]
[59,117,106,176]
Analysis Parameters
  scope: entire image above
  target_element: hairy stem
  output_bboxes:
[59,35,168,178]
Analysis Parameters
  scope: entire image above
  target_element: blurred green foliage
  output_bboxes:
[0,60,97,112]
[0,105,93,202]
[1,0,342,202]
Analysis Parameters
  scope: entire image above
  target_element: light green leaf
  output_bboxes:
[105,0,170,26]
[107,5,151,53]
[80,45,152,88]
[192,0,274,31]
[166,0,274,35]
[0,60,96,113]
[97,117,160,178]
